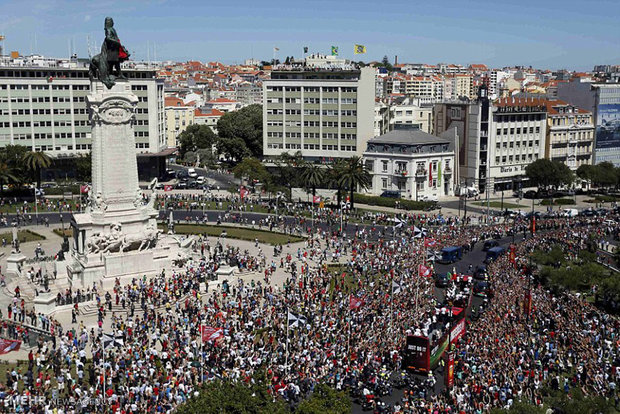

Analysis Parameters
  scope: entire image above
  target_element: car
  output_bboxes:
[435,273,450,288]
[380,190,401,199]
[196,176,206,185]
[513,190,523,198]
[420,194,439,202]
[154,183,164,190]
[482,240,499,252]
[523,190,538,199]
[175,182,188,189]
[473,281,493,298]
[187,168,198,178]
[525,211,542,219]
[473,266,488,281]
[176,170,188,179]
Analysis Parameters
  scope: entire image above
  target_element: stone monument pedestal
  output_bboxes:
[6,253,26,277]
[65,80,181,292]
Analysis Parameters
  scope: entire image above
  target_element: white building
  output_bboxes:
[389,97,433,133]
[363,125,457,201]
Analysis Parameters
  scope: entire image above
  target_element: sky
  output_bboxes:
[0,0,619,71]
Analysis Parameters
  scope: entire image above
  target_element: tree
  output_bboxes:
[328,160,347,206]
[74,153,92,182]
[591,161,618,188]
[525,159,561,189]
[2,144,28,183]
[232,157,270,190]
[176,380,288,414]
[177,124,217,159]
[273,151,303,198]
[576,164,595,186]
[217,104,263,159]
[555,161,575,187]
[339,156,371,209]
[296,384,351,414]
[0,162,17,197]
[217,135,251,162]
[380,55,394,72]
[22,151,52,189]
[300,163,326,197]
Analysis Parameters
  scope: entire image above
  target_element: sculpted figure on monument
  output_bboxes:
[89,17,131,89]
[101,223,124,253]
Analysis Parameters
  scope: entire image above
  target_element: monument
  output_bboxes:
[67,18,177,289]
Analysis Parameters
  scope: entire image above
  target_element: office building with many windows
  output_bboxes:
[0,63,165,156]
[262,66,374,160]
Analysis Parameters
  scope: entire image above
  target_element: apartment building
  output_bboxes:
[442,74,473,100]
[363,125,456,200]
[0,62,165,155]
[489,97,547,190]
[262,66,374,159]
[389,97,433,133]
[164,97,195,148]
[543,99,594,170]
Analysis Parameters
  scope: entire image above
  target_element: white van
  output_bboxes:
[562,208,578,218]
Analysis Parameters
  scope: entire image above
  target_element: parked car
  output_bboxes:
[482,240,499,252]
[523,190,538,199]
[187,168,198,178]
[380,190,401,199]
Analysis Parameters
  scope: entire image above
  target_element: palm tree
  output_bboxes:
[22,151,52,189]
[328,159,347,206]
[339,156,371,210]
[0,162,17,197]
[300,162,326,197]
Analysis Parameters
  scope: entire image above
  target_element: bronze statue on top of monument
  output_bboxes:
[89,17,131,89]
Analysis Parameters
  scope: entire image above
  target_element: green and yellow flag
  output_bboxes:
[331,46,338,56]
[354,44,366,54]
[438,161,442,186]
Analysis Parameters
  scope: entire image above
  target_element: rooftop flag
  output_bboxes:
[354,44,366,54]
[331,46,338,56]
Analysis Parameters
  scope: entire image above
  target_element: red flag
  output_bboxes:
[509,245,516,264]
[424,238,436,248]
[164,185,173,192]
[0,338,21,355]
[201,326,224,342]
[531,217,536,234]
[428,165,432,184]
[80,185,90,194]
[313,195,321,204]
[240,186,249,200]
[418,264,432,278]
[349,296,363,310]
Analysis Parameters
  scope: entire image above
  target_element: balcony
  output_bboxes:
[415,167,427,177]
[444,166,452,175]
[396,170,408,177]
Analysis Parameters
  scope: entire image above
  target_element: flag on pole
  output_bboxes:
[303,46,308,54]
[349,295,364,310]
[288,311,306,328]
[164,185,173,192]
[413,226,427,239]
[354,44,366,54]
[429,164,433,185]
[0,338,21,355]
[438,161,442,186]
[312,195,321,204]
[201,326,224,342]
[80,185,90,194]
[102,333,124,350]
[331,46,338,56]
[273,47,280,52]
[418,264,432,278]
[392,280,402,295]
[424,238,437,248]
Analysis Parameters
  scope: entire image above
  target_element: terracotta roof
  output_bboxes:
[194,108,225,117]
[164,97,185,107]
[542,99,591,115]
[207,98,237,103]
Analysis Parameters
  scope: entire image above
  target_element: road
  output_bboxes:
[167,163,239,189]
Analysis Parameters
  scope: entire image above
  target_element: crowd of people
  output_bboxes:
[0,207,617,413]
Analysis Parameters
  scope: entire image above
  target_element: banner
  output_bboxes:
[313,195,321,204]
[0,338,21,355]
[531,217,536,235]
[354,44,366,54]
[331,46,338,56]
[404,335,430,372]
[164,185,173,192]
[509,245,516,264]
[418,264,432,278]
[80,185,90,194]
[201,326,224,343]
[424,238,437,248]
[349,295,363,310]
[445,352,455,388]
[524,291,532,316]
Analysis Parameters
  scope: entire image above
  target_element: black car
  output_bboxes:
[381,190,401,199]
[473,266,488,280]
[473,281,493,298]
[523,190,537,199]
[482,240,499,251]
[435,273,450,288]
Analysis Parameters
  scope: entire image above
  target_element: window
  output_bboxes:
[382,161,388,172]
[382,178,388,189]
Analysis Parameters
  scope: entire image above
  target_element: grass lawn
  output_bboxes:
[53,228,73,238]
[159,223,304,245]
[473,201,523,209]
[0,230,45,244]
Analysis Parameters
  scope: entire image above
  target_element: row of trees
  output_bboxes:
[176,379,350,414]
[525,158,620,190]
[178,104,263,165]
[232,152,371,208]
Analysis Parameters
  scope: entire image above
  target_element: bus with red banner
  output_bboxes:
[403,307,466,373]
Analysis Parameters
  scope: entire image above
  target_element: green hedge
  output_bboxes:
[541,198,575,206]
[352,193,436,211]
[42,185,81,195]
